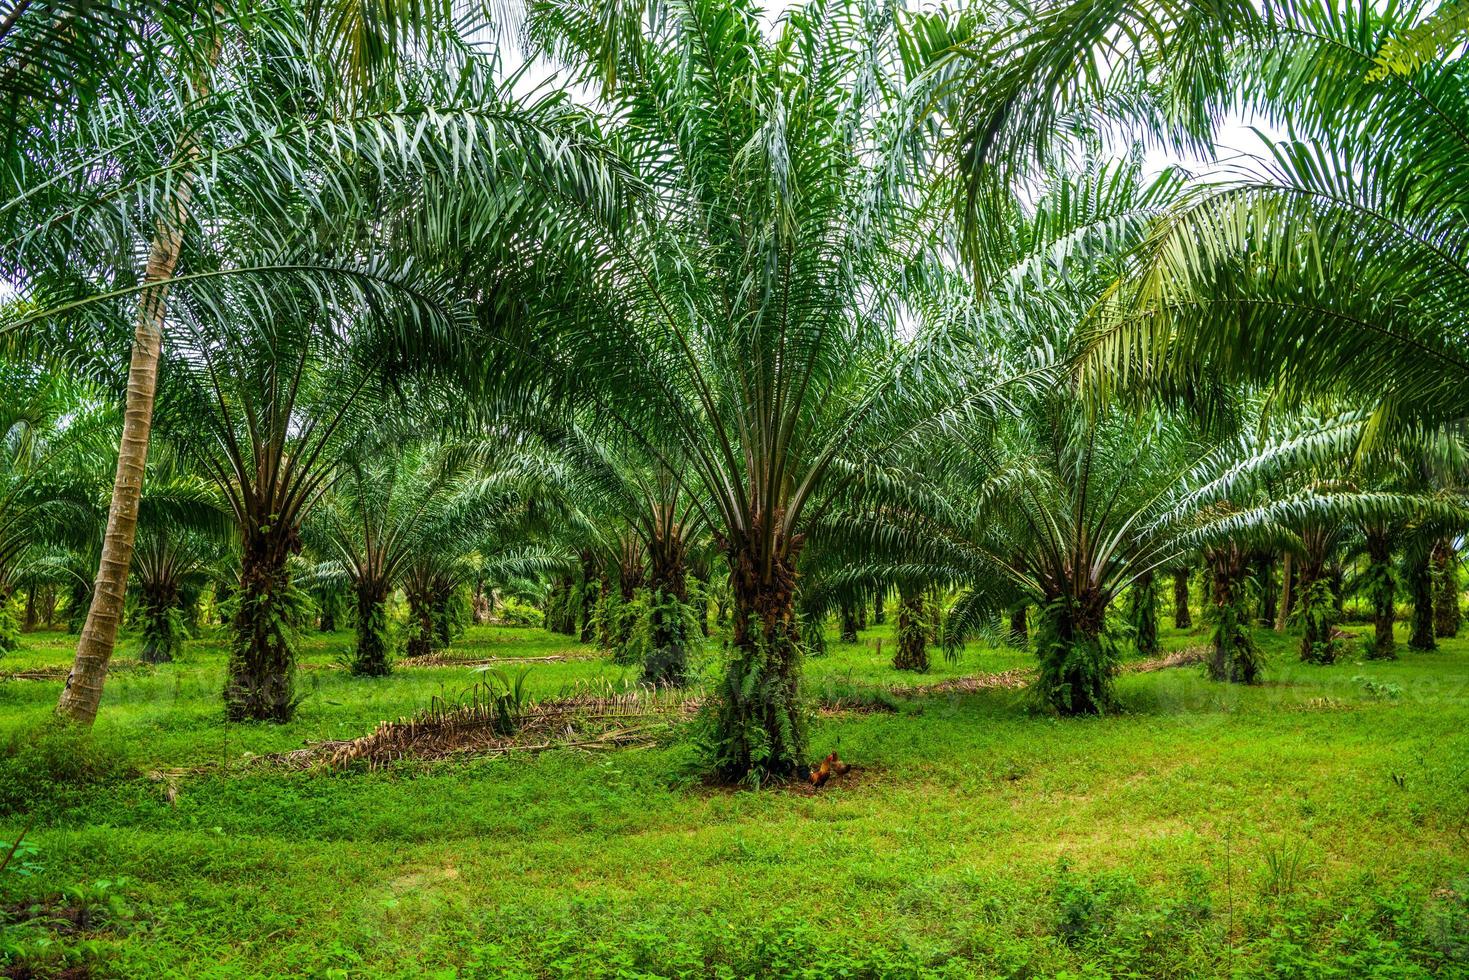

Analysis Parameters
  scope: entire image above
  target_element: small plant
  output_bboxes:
[1260,837,1313,897]
[56,878,132,930]
[1353,675,1404,700]
[0,822,40,879]
[0,593,20,654]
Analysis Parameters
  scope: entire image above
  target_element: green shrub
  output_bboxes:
[0,723,128,817]
[495,596,543,628]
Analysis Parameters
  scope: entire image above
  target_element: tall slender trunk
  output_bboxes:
[1172,567,1192,630]
[57,31,218,726]
[22,588,36,632]
[713,527,805,783]
[872,588,885,626]
[1433,537,1460,639]
[893,586,929,672]
[350,578,391,676]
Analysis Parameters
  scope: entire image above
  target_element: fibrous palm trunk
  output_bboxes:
[1172,567,1192,630]
[1275,552,1293,632]
[838,602,859,644]
[1033,591,1117,713]
[351,578,391,676]
[138,579,182,664]
[1433,538,1460,639]
[1255,555,1277,626]
[224,528,301,722]
[1128,571,1158,656]
[1009,605,1028,647]
[1207,544,1261,683]
[642,535,690,687]
[1365,530,1396,660]
[1408,551,1437,651]
[893,586,929,672]
[713,527,806,783]
[406,585,436,659]
[872,588,885,626]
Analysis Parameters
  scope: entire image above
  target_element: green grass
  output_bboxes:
[2,618,1468,978]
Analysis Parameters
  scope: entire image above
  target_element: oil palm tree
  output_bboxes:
[1079,0,1469,436]
[518,0,1031,781]
[6,2,635,725]
[307,439,485,675]
[544,425,709,686]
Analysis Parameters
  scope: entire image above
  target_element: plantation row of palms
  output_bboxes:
[3,0,1468,783]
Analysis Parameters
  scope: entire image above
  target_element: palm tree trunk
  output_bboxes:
[1009,605,1028,646]
[1128,571,1158,656]
[1172,567,1191,630]
[138,580,181,664]
[1408,551,1436,651]
[56,35,218,726]
[1433,537,1460,639]
[224,532,300,722]
[642,537,690,687]
[1034,591,1118,713]
[893,586,929,672]
[1206,545,1260,683]
[838,602,859,643]
[1274,552,1293,632]
[1365,531,1396,660]
[872,588,885,626]
[714,533,806,783]
[350,578,391,676]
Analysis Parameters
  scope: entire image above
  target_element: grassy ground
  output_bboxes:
[2,616,1467,978]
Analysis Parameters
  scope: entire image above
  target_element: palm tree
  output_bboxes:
[0,370,112,650]
[3,3,634,725]
[519,0,1020,781]
[1079,0,1469,437]
[127,450,232,663]
[308,439,484,676]
[544,425,709,686]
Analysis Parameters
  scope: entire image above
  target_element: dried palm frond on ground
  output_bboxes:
[271,680,696,770]
[269,650,1212,772]
[1,660,143,682]
[397,651,601,668]
[885,647,1208,698]
[1120,646,1208,673]
[888,667,1034,697]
